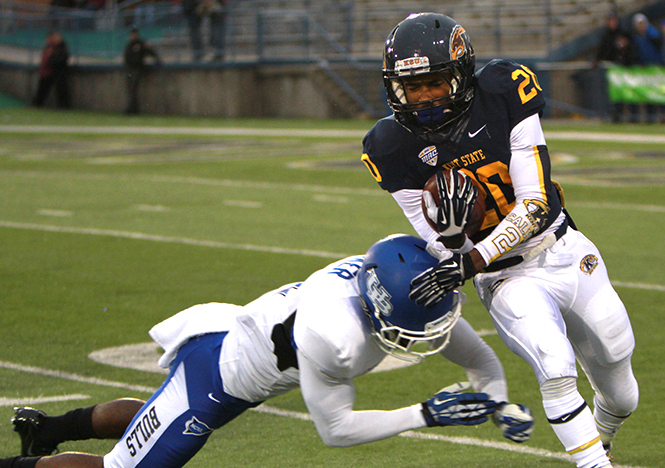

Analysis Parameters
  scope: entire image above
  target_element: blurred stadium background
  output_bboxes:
[1,0,665,118]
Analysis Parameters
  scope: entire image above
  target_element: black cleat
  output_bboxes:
[10,407,58,457]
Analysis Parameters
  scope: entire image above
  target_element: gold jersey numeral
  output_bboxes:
[511,65,543,105]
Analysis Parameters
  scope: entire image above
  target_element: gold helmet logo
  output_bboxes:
[450,25,468,61]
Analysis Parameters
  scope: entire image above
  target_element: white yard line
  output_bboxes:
[545,131,665,144]
[1,220,663,292]
[0,125,367,138]
[0,170,384,197]
[0,221,346,259]
[0,361,157,394]
[1,124,665,144]
[612,281,665,292]
[0,394,91,407]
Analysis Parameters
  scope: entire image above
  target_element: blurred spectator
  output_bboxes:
[632,13,664,65]
[32,31,71,109]
[182,0,229,62]
[631,13,664,122]
[595,12,637,123]
[596,12,636,66]
[200,0,229,61]
[124,27,160,114]
[182,0,203,61]
[661,20,665,64]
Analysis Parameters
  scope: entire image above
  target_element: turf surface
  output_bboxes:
[0,108,663,467]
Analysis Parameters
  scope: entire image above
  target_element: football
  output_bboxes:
[421,170,486,238]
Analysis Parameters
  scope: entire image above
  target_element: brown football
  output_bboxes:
[421,170,486,238]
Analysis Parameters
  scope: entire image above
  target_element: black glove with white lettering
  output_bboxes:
[409,252,477,307]
[421,382,497,427]
[422,169,478,237]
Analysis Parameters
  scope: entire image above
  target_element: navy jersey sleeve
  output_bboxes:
[362,116,426,193]
[476,59,545,130]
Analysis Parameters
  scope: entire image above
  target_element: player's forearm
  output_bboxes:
[473,196,550,264]
[475,128,552,265]
[313,405,425,447]
[392,189,442,246]
[299,353,426,447]
[439,318,508,402]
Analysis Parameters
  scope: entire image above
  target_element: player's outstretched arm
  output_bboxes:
[298,352,426,447]
[299,352,498,447]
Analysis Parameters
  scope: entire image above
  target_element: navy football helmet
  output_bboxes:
[358,234,464,362]
[383,13,476,143]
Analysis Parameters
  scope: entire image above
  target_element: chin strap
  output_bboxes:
[448,104,473,146]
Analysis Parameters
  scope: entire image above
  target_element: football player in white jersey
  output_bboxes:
[361,13,638,468]
[6,235,533,468]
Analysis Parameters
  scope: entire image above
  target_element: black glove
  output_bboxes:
[409,252,477,307]
[422,169,478,237]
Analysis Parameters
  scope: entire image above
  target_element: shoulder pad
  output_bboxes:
[476,59,545,127]
[362,117,425,192]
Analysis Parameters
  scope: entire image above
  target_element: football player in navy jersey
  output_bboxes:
[362,13,638,468]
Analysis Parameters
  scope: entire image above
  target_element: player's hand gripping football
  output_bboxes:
[422,169,478,237]
[421,382,497,427]
[409,251,477,308]
[492,402,535,443]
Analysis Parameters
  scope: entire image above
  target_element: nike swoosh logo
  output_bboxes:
[208,393,222,403]
[468,125,486,138]
[560,413,574,423]
[432,397,455,406]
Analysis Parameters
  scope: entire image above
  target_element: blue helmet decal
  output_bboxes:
[364,268,393,317]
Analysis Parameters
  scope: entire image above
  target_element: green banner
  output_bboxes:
[606,66,665,104]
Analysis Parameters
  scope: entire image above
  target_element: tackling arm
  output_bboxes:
[439,317,508,402]
[439,318,535,443]
[297,351,425,447]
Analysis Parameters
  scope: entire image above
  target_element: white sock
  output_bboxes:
[594,395,631,447]
[542,379,611,468]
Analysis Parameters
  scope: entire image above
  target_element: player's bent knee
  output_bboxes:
[540,376,577,401]
[595,369,639,416]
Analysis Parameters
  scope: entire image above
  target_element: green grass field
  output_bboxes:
[0,108,663,468]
